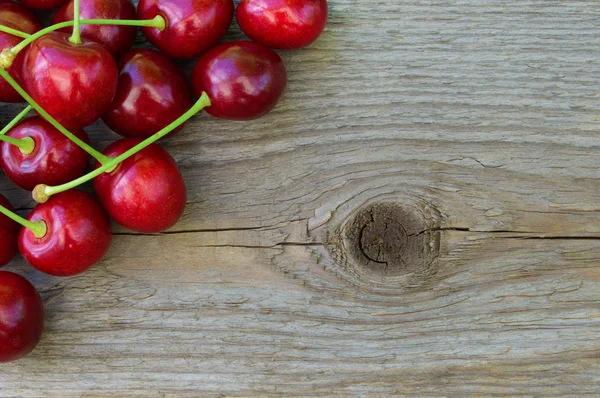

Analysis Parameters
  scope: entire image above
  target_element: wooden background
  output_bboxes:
[2,0,600,396]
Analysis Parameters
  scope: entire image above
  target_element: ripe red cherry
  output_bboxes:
[236,0,327,50]
[192,41,287,120]
[23,32,118,130]
[0,194,19,268]
[138,0,234,59]
[52,0,137,59]
[0,117,90,191]
[19,190,112,277]
[94,138,186,234]
[0,271,44,363]
[0,1,41,103]
[17,0,66,10]
[103,48,193,139]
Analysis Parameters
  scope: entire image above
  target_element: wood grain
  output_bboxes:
[1,0,599,396]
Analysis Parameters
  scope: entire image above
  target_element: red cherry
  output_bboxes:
[236,0,327,50]
[0,194,19,268]
[0,1,41,103]
[137,0,234,59]
[94,138,186,234]
[19,190,112,277]
[17,0,66,10]
[0,271,44,363]
[103,48,193,139]
[0,117,90,191]
[191,40,287,120]
[52,0,137,59]
[23,32,118,130]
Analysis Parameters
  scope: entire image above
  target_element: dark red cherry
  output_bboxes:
[94,138,187,234]
[103,48,193,138]
[0,194,19,268]
[17,0,66,11]
[0,117,90,191]
[236,0,327,50]
[23,32,118,130]
[137,0,234,59]
[52,0,137,59]
[0,1,41,102]
[19,190,112,277]
[191,40,287,120]
[0,271,44,363]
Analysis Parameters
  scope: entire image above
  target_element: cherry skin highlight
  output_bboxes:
[17,0,66,11]
[236,0,327,50]
[19,190,112,277]
[52,0,138,59]
[0,271,44,363]
[0,1,41,103]
[0,194,19,268]
[103,48,193,139]
[192,40,287,120]
[93,138,187,234]
[0,117,91,191]
[138,0,234,59]
[23,32,119,130]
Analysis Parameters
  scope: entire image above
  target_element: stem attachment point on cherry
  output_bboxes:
[69,0,82,45]
[0,204,47,238]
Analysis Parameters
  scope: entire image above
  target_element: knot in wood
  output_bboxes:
[343,203,438,277]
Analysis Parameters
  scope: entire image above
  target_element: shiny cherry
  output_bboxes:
[138,0,234,59]
[0,194,19,268]
[236,0,327,50]
[19,190,112,277]
[94,138,186,234]
[52,0,137,59]
[23,32,118,130]
[0,1,41,103]
[0,271,44,363]
[0,117,90,191]
[192,40,287,120]
[103,48,193,139]
[17,0,66,10]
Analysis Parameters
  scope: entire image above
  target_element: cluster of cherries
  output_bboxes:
[0,0,327,363]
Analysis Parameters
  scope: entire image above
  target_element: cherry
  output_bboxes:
[23,31,118,130]
[94,138,186,234]
[19,190,112,277]
[137,0,234,59]
[0,194,19,268]
[0,117,91,191]
[0,271,44,363]
[103,48,193,139]
[17,0,66,10]
[52,0,137,59]
[192,40,287,120]
[236,0,327,50]
[0,1,41,103]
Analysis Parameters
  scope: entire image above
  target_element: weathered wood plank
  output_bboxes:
[1,0,599,396]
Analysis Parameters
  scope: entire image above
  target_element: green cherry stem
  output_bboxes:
[69,0,82,44]
[0,67,112,165]
[0,25,30,39]
[34,92,212,203]
[0,204,46,238]
[1,16,165,68]
[0,134,34,154]
[0,105,31,136]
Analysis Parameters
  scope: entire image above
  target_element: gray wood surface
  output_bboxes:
[1,0,600,396]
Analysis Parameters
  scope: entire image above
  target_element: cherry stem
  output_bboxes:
[2,16,166,67]
[34,92,212,203]
[69,0,82,44]
[0,67,112,165]
[0,134,34,154]
[0,105,31,136]
[0,25,30,39]
[0,205,46,238]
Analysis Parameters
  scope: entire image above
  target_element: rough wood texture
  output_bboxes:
[1,0,600,396]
